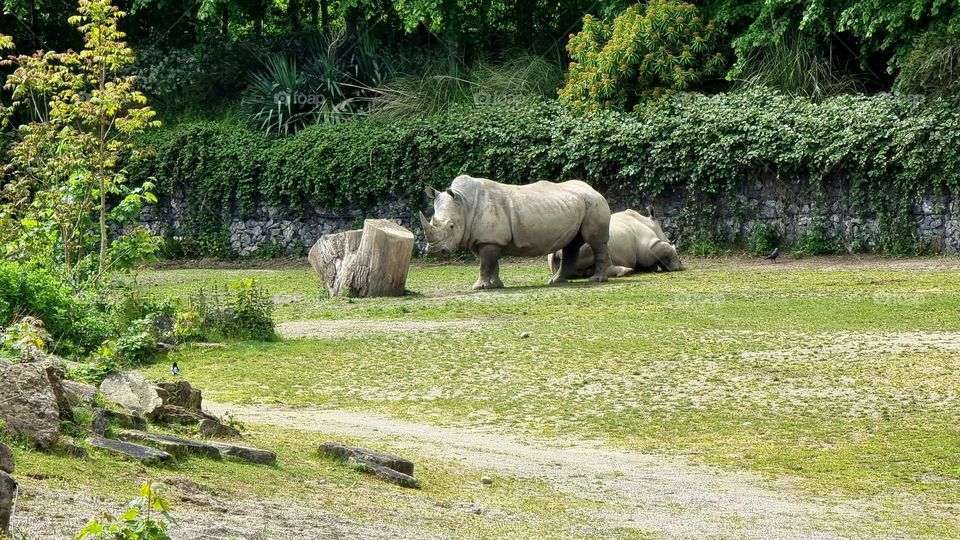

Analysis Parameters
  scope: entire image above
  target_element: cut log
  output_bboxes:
[330,220,414,297]
[308,229,364,290]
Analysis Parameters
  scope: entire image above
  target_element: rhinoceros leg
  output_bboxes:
[473,244,505,290]
[549,237,584,285]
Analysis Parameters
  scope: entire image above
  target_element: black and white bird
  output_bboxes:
[766,247,780,262]
[171,362,181,376]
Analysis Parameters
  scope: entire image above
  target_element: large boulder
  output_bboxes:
[99,372,163,416]
[0,443,13,474]
[0,362,62,449]
[0,470,16,536]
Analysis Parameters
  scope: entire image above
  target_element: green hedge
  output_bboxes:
[130,89,960,254]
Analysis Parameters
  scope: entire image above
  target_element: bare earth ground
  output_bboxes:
[203,403,890,540]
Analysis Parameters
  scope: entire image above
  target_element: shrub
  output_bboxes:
[0,262,110,357]
[75,482,175,540]
[559,0,725,113]
[749,221,780,256]
[186,279,276,341]
[793,221,837,257]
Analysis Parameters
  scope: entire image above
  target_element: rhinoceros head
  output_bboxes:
[421,186,466,258]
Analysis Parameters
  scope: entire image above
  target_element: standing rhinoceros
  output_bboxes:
[419,175,612,289]
[548,209,682,277]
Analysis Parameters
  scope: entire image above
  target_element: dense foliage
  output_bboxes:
[0,261,110,356]
[1,0,162,280]
[560,1,725,112]
[130,89,960,255]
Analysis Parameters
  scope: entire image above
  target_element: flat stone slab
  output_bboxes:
[118,430,221,460]
[319,442,419,488]
[320,442,414,476]
[87,436,171,464]
[209,442,276,465]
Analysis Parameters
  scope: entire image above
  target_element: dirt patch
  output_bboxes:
[11,478,433,540]
[276,319,483,339]
[207,404,895,540]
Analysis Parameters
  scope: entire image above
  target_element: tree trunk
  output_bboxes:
[288,0,301,30]
[321,0,330,29]
[221,9,229,36]
[310,220,414,297]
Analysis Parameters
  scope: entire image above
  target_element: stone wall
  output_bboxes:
[139,176,960,256]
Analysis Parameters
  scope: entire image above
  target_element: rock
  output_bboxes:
[54,436,88,458]
[208,442,276,465]
[152,405,216,426]
[156,380,202,410]
[519,332,530,338]
[199,418,241,439]
[353,460,421,489]
[61,380,98,407]
[481,476,493,485]
[90,408,147,435]
[87,436,171,464]
[0,470,17,536]
[0,443,13,474]
[319,442,415,476]
[0,362,62,449]
[99,372,163,416]
[118,430,221,460]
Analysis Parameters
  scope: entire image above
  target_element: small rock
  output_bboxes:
[519,332,530,339]
[0,470,17,536]
[0,443,13,474]
[481,476,493,485]
[156,380,203,410]
[208,442,276,466]
[199,419,241,439]
[153,405,216,426]
[91,408,147,435]
[99,372,163,416]
[61,380,98,407]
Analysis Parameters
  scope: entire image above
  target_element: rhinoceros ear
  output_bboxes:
[446,189,462,202]
[424,186,439,199]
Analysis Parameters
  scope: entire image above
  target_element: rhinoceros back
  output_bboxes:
[455,176,610,257]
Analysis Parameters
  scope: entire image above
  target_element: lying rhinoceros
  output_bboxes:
[548,209,681,277]
[420,175,611,289]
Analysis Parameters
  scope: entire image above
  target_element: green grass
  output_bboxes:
[14,257,960,538]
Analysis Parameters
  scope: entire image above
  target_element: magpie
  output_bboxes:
[172,362,181,376]
[766,247,780,262]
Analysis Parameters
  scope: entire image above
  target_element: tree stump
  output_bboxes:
[309,220,414,297]
[308,229,364,290]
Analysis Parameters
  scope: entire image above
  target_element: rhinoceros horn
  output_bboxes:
[419,211,437,241]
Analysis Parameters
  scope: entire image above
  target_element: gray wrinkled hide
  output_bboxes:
[422,175,611,289]
[549,210,682,277]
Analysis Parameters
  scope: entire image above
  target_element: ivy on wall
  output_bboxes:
[128,89,960,256]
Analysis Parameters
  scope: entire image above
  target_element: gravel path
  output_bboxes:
[208,403,895,540]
